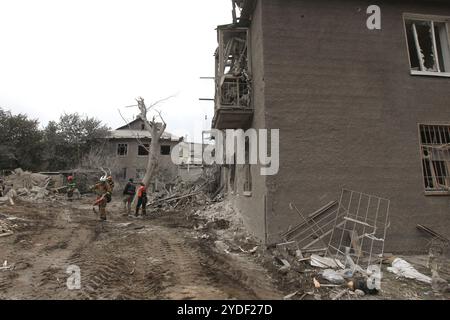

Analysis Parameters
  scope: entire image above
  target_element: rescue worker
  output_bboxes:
[92,176,112,221]
[66,176,76,201]
[107,176,115,193]
[135,182,147,217]
[122,178,136,216]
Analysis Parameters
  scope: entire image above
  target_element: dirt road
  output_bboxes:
[0,198,282,300]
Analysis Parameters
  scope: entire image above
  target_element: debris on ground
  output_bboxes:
[0,168,86,205]
[431,270,450,293]
[147,178,214,213]
[1,175,448,300]
[3,168,56,190]
[387,258,432,284]
[283,291,298,300]
[0,218,15,237]
[0,260,14,271]
[252,189,450,300]
[310,254,345,269]
[321,269,346,284]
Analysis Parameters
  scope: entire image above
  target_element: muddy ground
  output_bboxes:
[0,196,448,300]
[0,197,282,300]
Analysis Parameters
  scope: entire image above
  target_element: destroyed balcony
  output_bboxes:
[212,26,253,130]
[213,75,253,129]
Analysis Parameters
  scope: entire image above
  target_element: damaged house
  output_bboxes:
[105,118,182,185]
[212,0,450,253]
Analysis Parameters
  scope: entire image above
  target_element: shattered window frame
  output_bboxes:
[117,143,128,157]
[418,123,450,195]
[404,14,450,77]
[137,143,150,156]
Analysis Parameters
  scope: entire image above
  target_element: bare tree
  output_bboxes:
[119,96,173,206]
[135,96,167,188]
[81,142,120,174]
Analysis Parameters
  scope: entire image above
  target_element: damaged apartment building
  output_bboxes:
[212,0,450,253]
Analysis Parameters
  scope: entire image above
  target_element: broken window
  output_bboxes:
[160,145,171,155]
[419,124,450,193]
[405,17,450,74]
[138,144,149,156]
[117,143,128,156]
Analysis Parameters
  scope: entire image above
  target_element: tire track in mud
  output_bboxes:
[1,199,282,299]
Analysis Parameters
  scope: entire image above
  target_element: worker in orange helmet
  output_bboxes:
[92,176,112,221]
[66,175,77,201]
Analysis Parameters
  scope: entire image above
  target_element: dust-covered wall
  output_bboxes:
[259,0,450,252]
[228,0,269,243]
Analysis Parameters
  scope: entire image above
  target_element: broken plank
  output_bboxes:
[417,224,449,243]
[146,191,201,207]
[282,201,338,239]
[332,289,348,300]
[0,232,14,238]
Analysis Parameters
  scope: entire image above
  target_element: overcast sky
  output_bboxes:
[0,0,231,142]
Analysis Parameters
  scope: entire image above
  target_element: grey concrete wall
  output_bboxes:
[260,0,450,253]
[227,0,269,243]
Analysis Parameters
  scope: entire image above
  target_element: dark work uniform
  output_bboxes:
[135,185,147,216]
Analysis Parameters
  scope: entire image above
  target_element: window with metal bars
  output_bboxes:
[117,143,128,156]
[419,124,450,193]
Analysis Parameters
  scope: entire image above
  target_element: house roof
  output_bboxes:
[116,118,145,130]
[111,117,181,141]
[107,129,181,141]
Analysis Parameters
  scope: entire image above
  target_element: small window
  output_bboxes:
[141,123,145,130]
[160,145,171,155]
[138,144,149,156]
[419,124,450,193]
[117,143,128,156]
[405,16,450,76]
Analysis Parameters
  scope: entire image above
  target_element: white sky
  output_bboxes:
[0,0,231,142]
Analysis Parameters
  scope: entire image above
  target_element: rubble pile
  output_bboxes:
[264,242,383,300]
[0,168,67,205]
[3,168,62,190]
[189,199,260,255]
[147,177,219,213]
[193,201,245,230]
[0,218,14,237]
